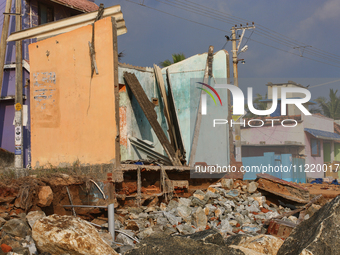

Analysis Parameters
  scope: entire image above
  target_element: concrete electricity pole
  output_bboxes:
[14,0,23,169]
[231,23,255,162]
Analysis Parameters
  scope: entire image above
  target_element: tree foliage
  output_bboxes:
[160,53,186,67]
[315,89,340,120]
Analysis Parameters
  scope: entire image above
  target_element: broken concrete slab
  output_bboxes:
[26,211,46,229]
[278,194,340,255]
[229,234,283,255]
[32,215,118,255]
[2,219,31,238]
[124,232,245,255]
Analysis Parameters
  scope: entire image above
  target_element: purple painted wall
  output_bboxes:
[0,0,84,167]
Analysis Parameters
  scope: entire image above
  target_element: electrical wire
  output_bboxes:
[165,0,340,61]
[125,0,228,32]
[160,0,340,64]
[126,0,340,68]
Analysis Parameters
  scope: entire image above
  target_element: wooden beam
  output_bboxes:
[189,46,214,167]
[166,69,186,164]
[153,64,176,151]
[123,72,182,166]
[7,5,126,42]
[112,17,120,169]
[36,20,126,41]
[0,0,13,97]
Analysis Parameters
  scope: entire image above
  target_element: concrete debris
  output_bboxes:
[278,194,340,255]
[221,179,234,189]
[26,211,46,229]
[2,219,31,238]
[37,186,53,207]
[32,214,118,255]
[229,234,284,255]
[192,207,207,231]
[247,182,258,193]
[0,175,333,255]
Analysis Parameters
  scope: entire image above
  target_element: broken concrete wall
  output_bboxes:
[29,17,118,168]
[118,50,230,167]
[163,50,230,167]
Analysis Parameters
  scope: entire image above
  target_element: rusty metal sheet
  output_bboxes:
[123,72,182,166]
[256,173,310,203]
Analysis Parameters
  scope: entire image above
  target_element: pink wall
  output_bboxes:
[241,122,304,145]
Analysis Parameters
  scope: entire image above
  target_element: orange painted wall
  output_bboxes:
[29,17,117,167]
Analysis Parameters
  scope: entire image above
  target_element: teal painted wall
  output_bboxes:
[118,50,230,167]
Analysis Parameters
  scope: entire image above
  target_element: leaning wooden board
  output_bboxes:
[123,72,182,166]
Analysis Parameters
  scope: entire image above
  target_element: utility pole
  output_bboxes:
[0,0,13,97]
[231,23,255,162]
[14,0,23,169]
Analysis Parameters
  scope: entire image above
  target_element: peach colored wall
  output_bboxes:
[29,17,117,167]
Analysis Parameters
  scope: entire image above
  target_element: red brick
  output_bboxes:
[1,244,12,253]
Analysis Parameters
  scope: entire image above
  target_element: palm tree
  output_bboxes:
[160,53,186,67]
[315,89,340,120]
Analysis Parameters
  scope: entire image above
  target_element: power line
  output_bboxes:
[244,36,340,68]
[162,0,340,63]
[309,79,340,89]
[125,0,340,68]
[125,0,228,33]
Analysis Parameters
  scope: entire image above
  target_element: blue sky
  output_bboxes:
[95,0,340,99]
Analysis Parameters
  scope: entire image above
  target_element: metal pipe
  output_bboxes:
[89,222,102,228]
[90,179,106,200]
[115,230,140,243]
[63,205,108,208]
[88,216,140,244]
[108,203,115,241]
[66,186,76,217]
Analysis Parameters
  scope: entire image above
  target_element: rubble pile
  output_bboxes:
[0,175,337,254]
[113,181,297,240]
[108,180,310,254]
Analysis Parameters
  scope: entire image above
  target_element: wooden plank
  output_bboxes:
[166,69,186,164]
[0,0,12,97]
[112,17,120,169]
[123,72,182,166]
[153,64,176,150]
[257,173,310,203]
[189,45,214,167]
[7,5,126,42]
[37,20,126,41]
